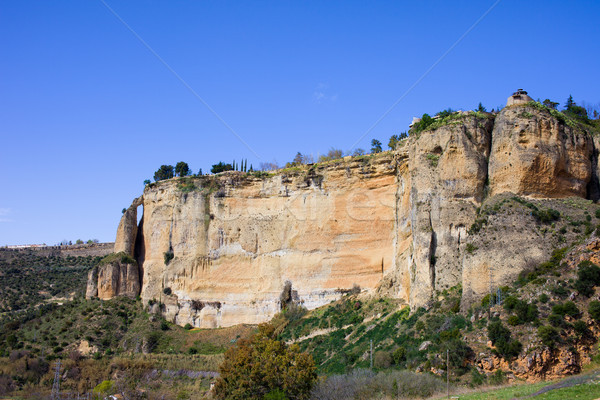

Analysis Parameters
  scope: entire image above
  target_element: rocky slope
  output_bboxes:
[88,102,600,328]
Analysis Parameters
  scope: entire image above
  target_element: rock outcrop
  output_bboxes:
[89,101,600,327]
[86,253,141,300]
[115,196,143,256]
[489,105,593,198]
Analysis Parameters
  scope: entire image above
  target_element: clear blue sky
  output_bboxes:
[1,1,599,245]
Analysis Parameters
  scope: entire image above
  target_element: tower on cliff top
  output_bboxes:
[506,89,533,106]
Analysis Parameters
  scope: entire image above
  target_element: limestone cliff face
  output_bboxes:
[115,196,143,256]
[399,113,494,307]
[86,254,141,300]
[138,155,397,327]
[489,105,593,198]
[94,104,600,327]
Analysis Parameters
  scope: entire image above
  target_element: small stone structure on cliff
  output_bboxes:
[87,92,600,328]
[506,88,533,106]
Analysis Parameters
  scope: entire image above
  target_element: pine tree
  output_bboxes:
[565,95,574,110]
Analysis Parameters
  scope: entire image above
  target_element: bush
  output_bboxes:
[163,287,172,296]
[392,346,406,365]
[489,370,506,385]
[575,261,600,297]
[589,301,600,322]
[93,380,115,395]
[411,114,435,134]
[488,321,521,359]
[310,370,446,400]
[154,165,174,181]
[373,350,392,369]
[184,323,193,330]
[573,320,590,338]
[488,321,510,345]
[214,324,316,400]
[160,321,170,331]
[539,293,549,303]
[532,208,560,223]
[538,325,560,348]
[100,252,136,265]
[552,301,580,318]
[211,162,234,174]
[164,251,175,265]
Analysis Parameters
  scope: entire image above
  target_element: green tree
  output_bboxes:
[154,165,174,181]
[477,102,487,112]
[211,162,234,174]
[371,139,382,153]
[214,324,316,400]
[388,134,400,150]
[542,99,559,110]
[292,152,304,166]
[175,161,190,177]
[589,301,600,322]
[143,179,151,186]
[565,95,574,110]
[412,113,434,133]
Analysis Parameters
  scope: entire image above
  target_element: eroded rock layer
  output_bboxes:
[89,104,600,327]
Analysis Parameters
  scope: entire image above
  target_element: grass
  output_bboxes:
[453,381,549,399]
[454,370,600,399]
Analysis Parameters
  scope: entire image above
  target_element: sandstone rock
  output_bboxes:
[114,196,143,256]
[419,340,432,351]
[85,266,98,298]
[91,256,140,300]
[98,102,600,326]
[489,105,593,198]
[400,113,494,307]
[137,155,398,327]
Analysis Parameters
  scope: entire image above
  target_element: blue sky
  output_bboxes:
[1,1,599,245]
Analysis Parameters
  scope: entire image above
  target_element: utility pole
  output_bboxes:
[51,359,61,400]
[446,349,450,399]
[370,340,373,369]
[488,267,493,319]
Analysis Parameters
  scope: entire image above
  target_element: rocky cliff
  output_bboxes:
[88,101,600,327]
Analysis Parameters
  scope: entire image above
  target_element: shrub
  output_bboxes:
[373,350,392,369]
[411,113,435,134]
[154,165,174,181]
[466,243,478,254]
[310,370,446,400]
[163,287,172,296]
[100,252,136,265]
[489,370,506,385]
[573,320,590,338]
[539,293,549,303]
[575,261,600,297]
[214,324,316,400]
[184,323,193,330]
[552,301,580,318]
[589,301,600,322]
[532,208,560,223]
[164,251,174,265]
[392,346,406,364]
[160,321,169,331]
[93,380,115,395]
[538,325,560,348]
[548,313,565,327]
[264,389,288,400]
[488,321,521,359]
